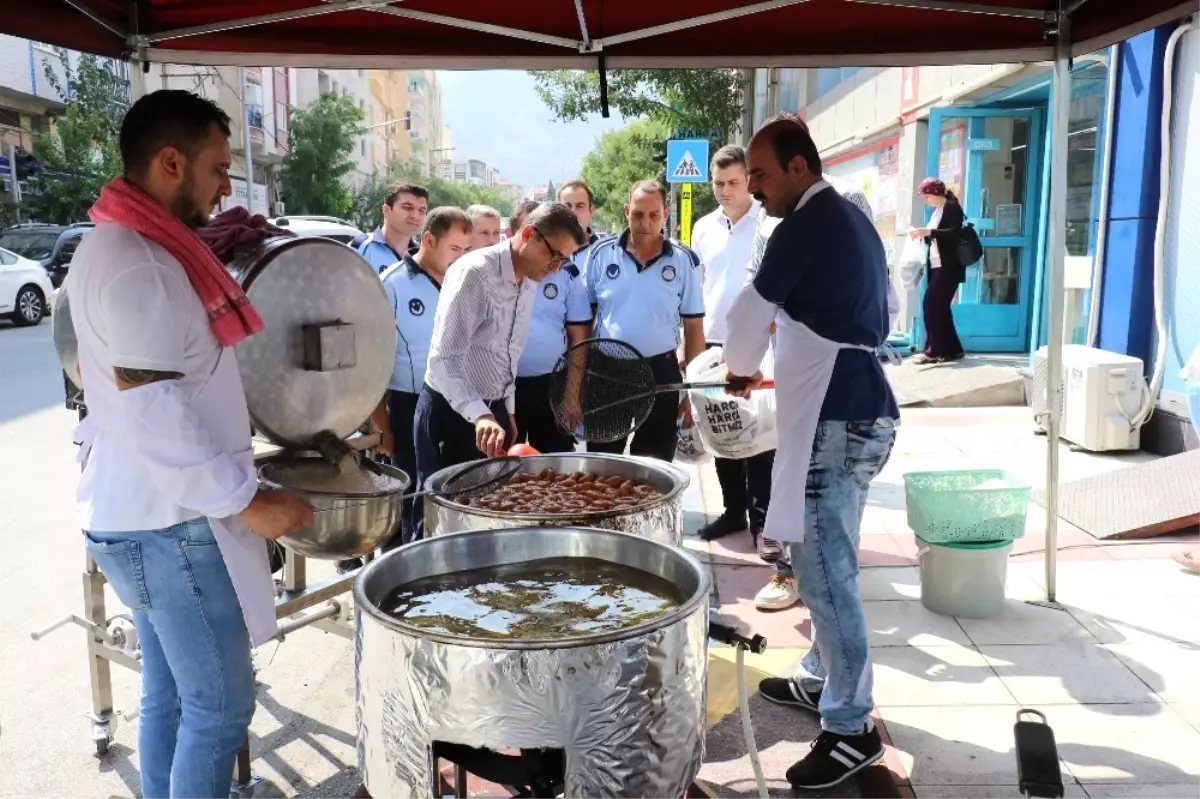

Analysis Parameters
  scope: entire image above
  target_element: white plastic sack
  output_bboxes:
[686,347,777,460]
[675,421,711,465]
[898,236,926,288]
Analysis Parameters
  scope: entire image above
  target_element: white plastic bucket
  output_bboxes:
[916,537,1013,619]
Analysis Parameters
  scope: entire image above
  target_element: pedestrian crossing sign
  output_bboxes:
[666,139,709,184]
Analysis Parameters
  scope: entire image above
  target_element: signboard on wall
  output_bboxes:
[224,177,268,215]
[938,123,967,200]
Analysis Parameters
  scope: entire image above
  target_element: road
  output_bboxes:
[0,320,362,798]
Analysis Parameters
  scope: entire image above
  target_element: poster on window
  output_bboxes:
[938,123,967,200]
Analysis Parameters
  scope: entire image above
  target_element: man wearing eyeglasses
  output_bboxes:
[580,180,706,462]
[356,181,429,273]
[412,202,586,537]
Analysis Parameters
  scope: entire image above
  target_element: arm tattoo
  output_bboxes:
[114,367,184,391]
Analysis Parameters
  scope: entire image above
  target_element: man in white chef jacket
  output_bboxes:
[68,90,313,799]
[723,115,900,791]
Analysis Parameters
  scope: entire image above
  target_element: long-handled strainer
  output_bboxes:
[548,338,775,444]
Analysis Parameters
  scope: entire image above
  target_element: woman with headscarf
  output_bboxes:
[909,178,966,363]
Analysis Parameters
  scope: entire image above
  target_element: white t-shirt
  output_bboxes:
[693,200,761,345]
[70,223,257,532]
[927,206,944,269]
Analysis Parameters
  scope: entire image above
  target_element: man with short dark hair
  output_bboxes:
[557,179,601,247]
[724,116,899,791]
[357,180,429,272]
[511,184,602,452]
[465,204,502,250]
[366,206,472,547]
[691,144,776,550]
[69,89,313,798]
[413,203,586,536]
[580,180,705,461]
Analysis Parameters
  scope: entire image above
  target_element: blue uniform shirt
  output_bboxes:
[380,254,441,392]
[357,228,419,274]
[517,230,603,377]
[754,186,899,422]
[585,231,704,357]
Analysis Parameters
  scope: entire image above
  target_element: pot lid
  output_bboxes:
[232,236,396,449]
[52,287,80,389]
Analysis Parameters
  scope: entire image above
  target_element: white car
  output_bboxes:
[0,246,54,326]
[269,215,364,245]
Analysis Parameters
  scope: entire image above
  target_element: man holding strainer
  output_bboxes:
[723,116,899,791]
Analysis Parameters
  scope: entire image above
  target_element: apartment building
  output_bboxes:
[407,70,447,177]
[368,70,410,171]
[290,68,374,184]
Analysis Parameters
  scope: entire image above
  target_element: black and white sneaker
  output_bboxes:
[786,725,884,790]
[758,677,821,714]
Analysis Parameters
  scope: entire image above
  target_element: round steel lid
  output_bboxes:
[233,236,397,449]
[52,287,81,389]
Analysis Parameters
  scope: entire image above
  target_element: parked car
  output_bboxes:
[0,245,55,326]
[0,222,93,288]
[268,215,364,245]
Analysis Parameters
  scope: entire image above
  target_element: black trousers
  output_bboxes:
[922,267,965,359]
[514,373,576,453]
[587,351,680,463]
[713,450,776,536]
[412,385,511,540]
[703,342,776,535]
[383,390,420,549]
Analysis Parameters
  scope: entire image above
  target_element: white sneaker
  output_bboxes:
[755,572,802,611]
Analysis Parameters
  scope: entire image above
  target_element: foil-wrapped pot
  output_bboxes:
[354,527,710,797]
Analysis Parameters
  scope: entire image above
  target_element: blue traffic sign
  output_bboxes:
[666,139,709,184]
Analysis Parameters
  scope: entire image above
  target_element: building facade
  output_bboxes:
[406,70,448,177]
[290,67,374,183]
[368,70,411,172]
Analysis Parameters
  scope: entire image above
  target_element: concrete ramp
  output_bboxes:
[886,356,1025,408]
[1031,449,1200,539]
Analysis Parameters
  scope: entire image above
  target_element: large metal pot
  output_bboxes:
[354,527,710,798]
[259,454,410,560]
[423,453,688,546]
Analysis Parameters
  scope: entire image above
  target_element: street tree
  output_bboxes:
[280,91,366,218]
[578,118,670,231]
[29,51,129,223]
[530,69,744,142]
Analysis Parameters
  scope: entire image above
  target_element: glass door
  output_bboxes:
[922,107,1044,353]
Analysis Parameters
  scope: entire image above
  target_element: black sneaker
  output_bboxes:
[758,677,821,714]
[786,726,884,790]
[698,512,749,541]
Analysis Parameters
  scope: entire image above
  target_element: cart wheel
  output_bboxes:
[95,738,110,756]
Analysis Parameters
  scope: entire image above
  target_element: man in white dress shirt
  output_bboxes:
[411,202,586,537]
[691,145,776,552]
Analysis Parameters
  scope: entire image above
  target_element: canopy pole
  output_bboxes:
[1043,9,1071,603]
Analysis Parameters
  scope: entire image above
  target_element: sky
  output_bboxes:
[436,70,627,190]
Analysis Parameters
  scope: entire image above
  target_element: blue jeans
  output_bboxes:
[84,518,257,798]
[784,419,896,734]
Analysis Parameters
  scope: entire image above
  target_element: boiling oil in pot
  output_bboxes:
[382,557,686,640]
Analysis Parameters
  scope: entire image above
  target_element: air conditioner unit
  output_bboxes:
[273,201,286,216]
[1032,345,1145,452]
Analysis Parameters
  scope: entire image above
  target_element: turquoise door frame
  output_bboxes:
[916,106,1045,353]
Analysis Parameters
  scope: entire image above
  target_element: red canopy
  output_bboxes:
[7,0,1195,68]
